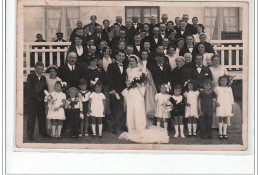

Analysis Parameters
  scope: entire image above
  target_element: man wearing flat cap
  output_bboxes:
[54,32,67,66]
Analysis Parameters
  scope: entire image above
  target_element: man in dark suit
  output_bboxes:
[146,27,163,52]
[159,23,167,39]
[107,50,127,134]
[149,16,159,34]
[190,54,213,89]
[53,32,67,66]
[70,27,84,45]
[159,14,168,25]
[101,19,111,39]
[191,16,198,35]
[132,33,142,57]
[150,53,171,92]
[58,52,84,134]
[174,17,180,31]
[110,28,128,51]
[132,16,143,32]
[115,16,125,29]
[70,20,83,44]
[168,30,178,47]
[125,18,135,42]
[182,14,193,33]
[166,21,175,36]
[175,20,193,41]
[192,33,215,59]
[179,35,195,56]
[92,25,106,49]
[26,62,48,140]
[58,52,84,88]
[86,15,100,28]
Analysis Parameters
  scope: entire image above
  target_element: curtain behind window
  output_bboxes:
[46,9,62,41]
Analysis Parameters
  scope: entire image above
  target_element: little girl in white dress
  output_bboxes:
[183,81,200,136]
[46,81,66,139]
[215,75,234,139]
[88,81,106,138]
[155,84,172,131]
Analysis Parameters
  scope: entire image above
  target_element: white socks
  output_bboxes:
[57,126,62,136]
[193,124,197,135]
[180,125,185,138]
[219,122,223,135]
[188,124,192,134]
[98,124,103,135]
[174,125,179,137]
[92,124,96,135]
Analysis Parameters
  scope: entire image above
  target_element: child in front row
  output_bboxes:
[170,84,186,138]
[214,75,234,140]
[88,81,106,138]
[198,79,217,139]
[66,87,84,139]
[78,79,91,137]
[184,80,200,137]
[155,84,172,130]
[46,81,66,139]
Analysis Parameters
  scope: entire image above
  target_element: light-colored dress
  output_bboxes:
[46,91,66,120]
[155,93,171,119]
[202,53,214,66]
[89,92,106,117]
[193,33,210,44]
[120,66,169,143]
[184,91,199,118]
[166,54,178,71]
[46,76,61,92]
[210,66,228,89]
[215,86,234,117]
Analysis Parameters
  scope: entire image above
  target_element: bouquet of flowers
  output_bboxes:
[164,100,173,112]
[44,90,57,109]
[67,97,80,109]
[127,68,147,90]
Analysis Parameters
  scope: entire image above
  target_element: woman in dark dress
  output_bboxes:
[68,35,88,67]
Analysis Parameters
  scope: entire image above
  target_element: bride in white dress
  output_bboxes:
[119,55,169,143]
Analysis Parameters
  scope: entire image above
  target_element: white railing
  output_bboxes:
[23,40,244,79]
[24,42,71,74]
[211,40,243,71]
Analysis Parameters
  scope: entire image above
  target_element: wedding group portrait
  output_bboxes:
[17,1,248,150]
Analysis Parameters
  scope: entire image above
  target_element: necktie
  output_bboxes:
[81,92,87,98]
[118,63,123,66]
[196,65,202,68]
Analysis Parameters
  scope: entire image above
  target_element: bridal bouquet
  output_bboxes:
[44,90,57,109]
[127,68,147,90]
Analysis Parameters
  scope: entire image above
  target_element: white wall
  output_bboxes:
[24,7,45,42]
[160,7,205,24]
[80,6,125,26]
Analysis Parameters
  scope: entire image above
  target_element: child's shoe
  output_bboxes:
[84,133,89,137]
[79,134,82,137]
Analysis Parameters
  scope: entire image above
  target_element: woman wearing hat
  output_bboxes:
[46,65,62,93]
[45,65,62,136]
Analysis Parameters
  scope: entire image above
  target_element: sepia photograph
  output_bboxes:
[16,0,249,150]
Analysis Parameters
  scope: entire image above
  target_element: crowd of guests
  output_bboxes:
[26,13,235,141]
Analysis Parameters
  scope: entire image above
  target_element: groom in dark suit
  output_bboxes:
[107,50,127,134]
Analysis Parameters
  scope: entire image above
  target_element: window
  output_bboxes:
[46,7,80,41]
[125,6,160,24]
[204,7,239,40]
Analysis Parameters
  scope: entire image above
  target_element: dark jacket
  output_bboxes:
[58,64,83,88]
[26,72,48,103]
[107,62,127,95]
